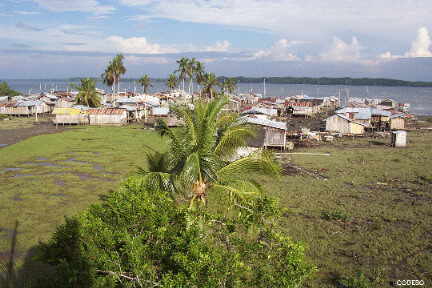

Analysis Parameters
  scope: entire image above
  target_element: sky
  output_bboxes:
[0,0,432,80]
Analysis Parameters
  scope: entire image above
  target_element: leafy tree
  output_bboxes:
[73,78,101,107]
[0,82,20,96]
[37,178,315,288]
[166,73,178,91]
[139,96,280,208]
[201,73,220,99]
[137,75,152,94]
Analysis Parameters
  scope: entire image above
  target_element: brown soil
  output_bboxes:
[0,121,66,147]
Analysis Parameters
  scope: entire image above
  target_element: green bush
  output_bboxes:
[0,82,20,96]
[36,176,315,288]
[336,272,373,288]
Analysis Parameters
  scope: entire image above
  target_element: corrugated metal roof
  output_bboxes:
[390,114,405,119]
[241,107,278,116]
[87,109,126,115]
[152,107,169,116]
[243,116,286,130]
[329,114,369,127]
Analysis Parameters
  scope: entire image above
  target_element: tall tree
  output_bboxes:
[175,57,189,93]
[111,54,126,95]
[186,58,197,95]
[166,73,178,91]
[101,65,115,93]
[194,61,205,98]
[201,72,220,99]
[220,77,238,95]
[137,75,152,94]
[139,96,280,208]
[73,78,101,107]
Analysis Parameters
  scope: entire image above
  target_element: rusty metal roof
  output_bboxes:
[87,108,126,115]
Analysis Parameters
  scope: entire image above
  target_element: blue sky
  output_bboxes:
[1,0,432,80]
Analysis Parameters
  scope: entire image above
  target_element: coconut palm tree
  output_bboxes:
[221,77,238,95]
[166,73,178,91]
[138,74,152,94]
[111,54,126,95]
[201,72,220,99]
[194,61,205,98]
[138,96,280,208]
[73,78,101,107]
[175,57,189,92]
[101,64,115,93]
[186,58,197,95]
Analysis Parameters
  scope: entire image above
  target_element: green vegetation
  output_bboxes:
[1,115,431,287]
[72,78,101,107]
[257,132,432,287]
[0,81,20,96]
[140,97,279,208]
[0,126,167,257]
[137,74,152,94]
[222,76,432,87]
[101,54,126,94]
[0,117,36,129]
[166,73,178,91]
[36,181,313,287]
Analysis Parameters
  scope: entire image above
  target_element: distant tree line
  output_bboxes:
[218,76,432,87]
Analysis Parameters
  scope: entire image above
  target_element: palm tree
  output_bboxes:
[111,54,126,95]
[138,74,152,94]
[175,57,189,93]
[101,64,115,93]
[73,78,101,107]
[186,58,197,95]
[221,77,238,95]
[166,73,178,91]
[138,97,280,208]
[201,72,220,99]
[194,61,205,98]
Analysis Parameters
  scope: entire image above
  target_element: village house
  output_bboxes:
[88,108,128,125]
[243,116,288,150]
[52,107,89,125]
[325,114,367,135]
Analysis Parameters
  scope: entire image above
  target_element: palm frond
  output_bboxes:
[217,150,281,180]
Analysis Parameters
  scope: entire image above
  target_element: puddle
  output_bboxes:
[12,195,24,201]
[0,144,7,147]
[36,157,48,161]
[51,193,66,197]
[22,162,64,167]
[74,173,96,181]
[14,174,35,178]
[54,179,65,186]
[93,164,104,171]
[4,168,22,172]
[63,158,90,165]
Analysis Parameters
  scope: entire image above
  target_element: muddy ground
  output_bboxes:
[0,121,67,147]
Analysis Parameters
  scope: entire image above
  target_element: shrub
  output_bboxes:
[36,177,315,288]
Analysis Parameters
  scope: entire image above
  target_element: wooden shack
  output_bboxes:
[390,114,405,130]
[244,117,287,149]
[52,107,89,125]
[0,101,50,116]
[88,108,128,125]
[326,114,366,135]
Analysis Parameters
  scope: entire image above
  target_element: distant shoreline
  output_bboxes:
[3,77,432,87]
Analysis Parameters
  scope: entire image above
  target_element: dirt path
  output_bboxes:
[0,121,67,147]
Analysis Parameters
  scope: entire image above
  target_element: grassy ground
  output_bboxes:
[1,119,431,287]
[257,131,432,287]
[0,125,167,260]
[0,117,39,130]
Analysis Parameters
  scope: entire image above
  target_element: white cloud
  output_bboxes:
[205,40,231,52]
[123,0,432,42]
[32,0,114,15]
[126,55,170,64]
[106,36,176,54]
[379,27,432,60]
[405,26,432,57]
[253,39,300,61]
[318,37,362,62]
